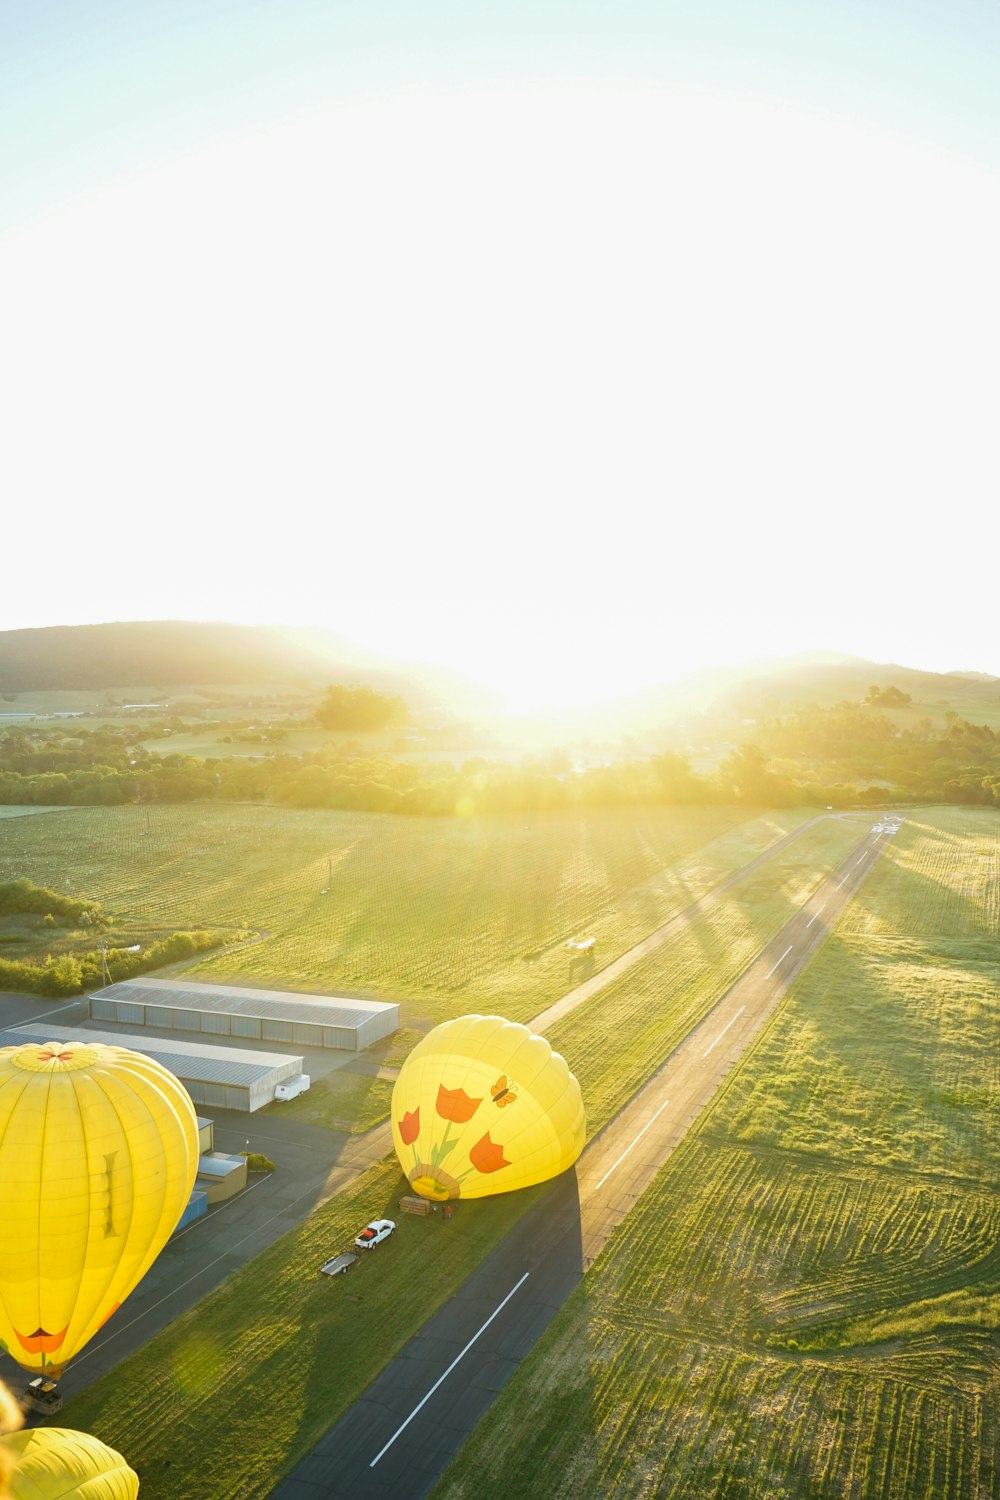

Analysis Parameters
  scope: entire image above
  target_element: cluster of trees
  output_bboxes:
[754,700,1000,806]
[0,924,221,998]
[315,684,409,731]
[0,878,104,925]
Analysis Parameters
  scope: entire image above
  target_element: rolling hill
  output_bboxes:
[0,621,490,713]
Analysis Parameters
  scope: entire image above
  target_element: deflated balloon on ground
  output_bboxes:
[391,1015,585,1200]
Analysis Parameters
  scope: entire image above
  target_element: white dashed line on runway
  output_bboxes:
[702,1006,746,1059]
[593,1097,673,1191]
[765,945,793,978]
[369,1272,531,1467]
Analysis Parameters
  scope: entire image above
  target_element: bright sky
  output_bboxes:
[3,1,999,709]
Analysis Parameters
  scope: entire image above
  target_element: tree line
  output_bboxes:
[2,699,1000,816]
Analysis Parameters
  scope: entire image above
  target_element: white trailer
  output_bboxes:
[274,1073,311,1102]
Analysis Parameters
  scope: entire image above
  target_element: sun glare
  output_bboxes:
[2,82,998,689]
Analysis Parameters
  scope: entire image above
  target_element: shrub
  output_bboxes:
[241,1152,275,1172]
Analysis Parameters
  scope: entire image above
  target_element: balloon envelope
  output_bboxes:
[0,1427,138,1500]
[0,1041,199,1378]
[391,1015,585,1200]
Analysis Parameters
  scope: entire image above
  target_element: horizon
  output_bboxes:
[0,616,996,716]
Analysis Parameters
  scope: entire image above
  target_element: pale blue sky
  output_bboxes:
[3,3,999,704]
[6,0,999,229]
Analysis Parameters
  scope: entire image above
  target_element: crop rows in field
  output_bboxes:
[0,802,811,1022]
[435,809,1000,1500]
[453,1321,993,1500]
[596,1139,1000,1364]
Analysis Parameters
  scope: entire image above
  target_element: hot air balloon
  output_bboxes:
[391,1015,585,1200]
[0,1377,21,1500]
[0,1428,138,1500]
[0,1041,199,1382]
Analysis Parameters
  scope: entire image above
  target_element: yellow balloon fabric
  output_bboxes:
[391,1015,585,1200]
[0,1427,138,1500]
[0,1042,199,1379]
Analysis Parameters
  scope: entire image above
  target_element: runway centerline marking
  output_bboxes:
[593,1097,673,1191]
[702,1005,746,1058]
[855,854,868,866]
[805,904,826,929]
[369,1272,531,1467]
[766,945,793,978]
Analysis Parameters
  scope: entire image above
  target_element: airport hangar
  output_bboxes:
[1,979,399,1114]
[0,1023,305,1114]
[87,977,400,1050]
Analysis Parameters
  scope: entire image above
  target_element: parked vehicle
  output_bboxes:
[354,1219,395,1250]
[319,1253,358,1277]
[274,1073,310,1102]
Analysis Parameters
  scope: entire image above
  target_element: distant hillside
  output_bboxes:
[0,621,488,712]
[561,652,1000,741]
[713,656,1000,719]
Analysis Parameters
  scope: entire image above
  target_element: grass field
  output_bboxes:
[435,807,1000,1500]
[48,810,872,1496]
[276,1067,396,1132]
[0,802,813,1024]
[547,814,865,1133]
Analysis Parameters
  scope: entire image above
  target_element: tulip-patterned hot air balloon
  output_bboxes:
[0,1427,139,1500]
[0,1041,199,1380]
[391,1015,585,1200]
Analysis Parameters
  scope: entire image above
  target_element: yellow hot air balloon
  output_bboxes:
[0,1041,199,1379]
[0,1428,138,1500]
[391,1015,585,1200]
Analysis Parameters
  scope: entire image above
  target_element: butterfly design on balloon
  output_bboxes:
[491,1075,518,1108]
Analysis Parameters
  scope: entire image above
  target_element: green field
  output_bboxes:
[0,805,72,819]
[48,808,873,1495]
[435,808,1000,1499]
[276,1067,396,1132]
[0,802,813,1024]
[547,814,866,1132]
